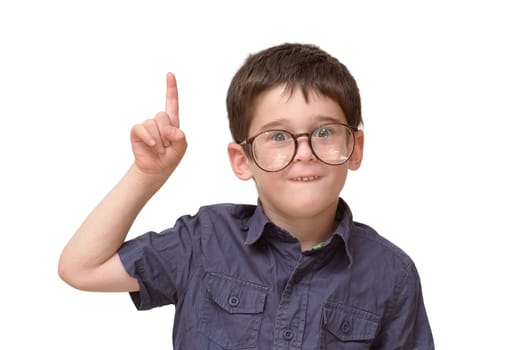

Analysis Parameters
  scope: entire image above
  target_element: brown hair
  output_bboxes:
[226,43,362,143]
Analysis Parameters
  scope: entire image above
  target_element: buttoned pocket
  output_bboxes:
[320,302,380,349]
[198,273,268,349]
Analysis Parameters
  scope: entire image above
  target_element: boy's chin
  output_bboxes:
[281,196,338,218]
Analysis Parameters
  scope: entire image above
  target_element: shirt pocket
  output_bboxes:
[198,272,268,349]
[320,302,380,349]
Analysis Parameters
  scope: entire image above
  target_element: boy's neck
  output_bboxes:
[262,203,338,252]
[296,222,336,251]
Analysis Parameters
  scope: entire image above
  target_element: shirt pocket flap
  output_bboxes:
[323,302,380,341]
[205,273,268,314]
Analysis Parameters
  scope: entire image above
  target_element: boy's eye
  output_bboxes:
[269,131,291,143]
[313,126,334,138]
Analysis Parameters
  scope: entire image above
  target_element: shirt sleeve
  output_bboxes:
[371,262,435,350]
[117,213,200,310]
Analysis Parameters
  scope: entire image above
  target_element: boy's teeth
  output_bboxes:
[292,176,318,181]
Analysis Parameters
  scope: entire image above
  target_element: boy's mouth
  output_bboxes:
[290,175,320,182]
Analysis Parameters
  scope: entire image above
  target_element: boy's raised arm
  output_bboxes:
[58,73,187,292]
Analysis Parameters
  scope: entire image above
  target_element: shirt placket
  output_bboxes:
[272,255,314,350]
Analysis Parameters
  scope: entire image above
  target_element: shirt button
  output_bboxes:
[228,296,240,307]
[340,320,351,334]
[282,328,294,341]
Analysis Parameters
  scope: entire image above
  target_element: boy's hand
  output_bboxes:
[130,72,187,177]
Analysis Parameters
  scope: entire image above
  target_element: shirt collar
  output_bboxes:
[243,200,271,246]
[244,198,356,267]
[332,198,355,268]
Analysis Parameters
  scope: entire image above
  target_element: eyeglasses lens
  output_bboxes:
[251,124,354,172]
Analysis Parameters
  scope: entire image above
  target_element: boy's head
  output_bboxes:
[226,43,362,144]
[226,43,365,224]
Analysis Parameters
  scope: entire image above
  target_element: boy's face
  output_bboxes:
[228,84,364,221]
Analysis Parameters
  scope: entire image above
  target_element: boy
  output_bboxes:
[58,43,434,349]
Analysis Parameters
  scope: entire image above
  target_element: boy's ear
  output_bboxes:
[228,142,253,180]
[348,130,364,171]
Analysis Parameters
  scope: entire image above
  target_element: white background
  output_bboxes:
[1,0,524,348]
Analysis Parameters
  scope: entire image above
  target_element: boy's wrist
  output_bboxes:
[126,163,172,194]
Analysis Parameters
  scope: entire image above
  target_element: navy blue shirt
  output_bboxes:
[118,199,434,349]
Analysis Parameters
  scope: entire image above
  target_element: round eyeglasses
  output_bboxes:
[241,123,357,172]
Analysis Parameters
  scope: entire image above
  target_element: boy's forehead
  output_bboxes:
[249,84,345,132]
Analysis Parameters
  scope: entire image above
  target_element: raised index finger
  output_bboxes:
[165,72,179,127]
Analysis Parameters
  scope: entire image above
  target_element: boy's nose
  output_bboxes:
[294,137,315,162]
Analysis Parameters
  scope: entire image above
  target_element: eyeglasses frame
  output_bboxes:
[240,122,359,172]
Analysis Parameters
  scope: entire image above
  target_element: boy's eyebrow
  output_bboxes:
[315,115,346,124]
[257,118,291,131]
[257,115,345,131]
